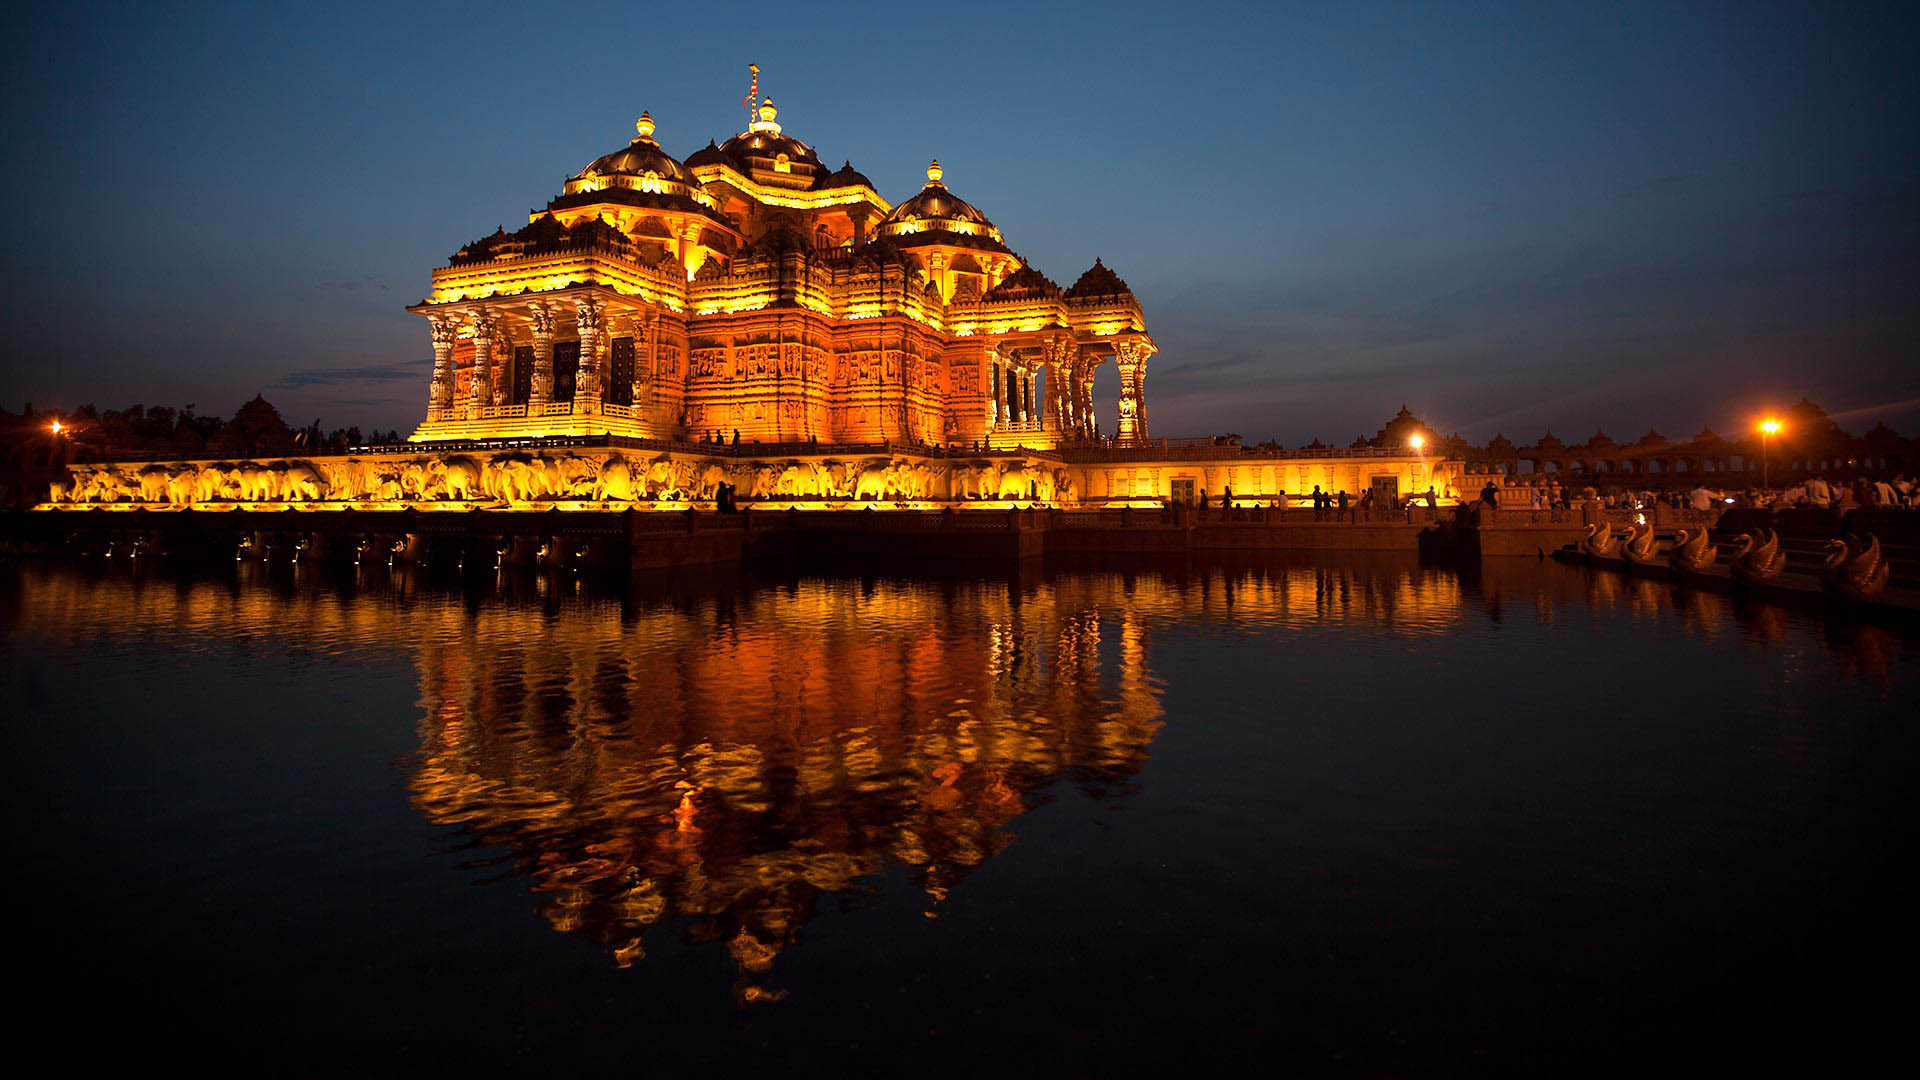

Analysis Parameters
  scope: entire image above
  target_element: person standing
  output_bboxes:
[1806,473,1832,509]
[1479,480,1500,510]
[1336,489,1350,521]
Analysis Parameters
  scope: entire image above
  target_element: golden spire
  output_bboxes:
[926,159,943,184]
[634,111,655,141]
[751,97,781,134]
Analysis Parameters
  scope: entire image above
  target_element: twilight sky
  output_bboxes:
[2,0,1914,444]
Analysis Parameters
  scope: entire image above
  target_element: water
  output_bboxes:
[2,554,1914,1072]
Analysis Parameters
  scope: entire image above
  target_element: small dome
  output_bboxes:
[818,160,873,190]
[882,163,995,231]
[983,266,1060,301]
[1064,258,1132,299]
[577,114,692,185]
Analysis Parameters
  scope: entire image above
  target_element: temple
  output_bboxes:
[409,99,1153,449]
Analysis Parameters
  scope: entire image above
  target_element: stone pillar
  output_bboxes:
[527,302,555,406]
[1081,367,1097,437]
[466,307,497,417]
[574,296,604,413]
[490,320,512,406]
[635,311,657,406]
[427,315,458,415]
[1116,340,1150,444]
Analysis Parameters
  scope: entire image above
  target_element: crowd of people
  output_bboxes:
[1471,473,1916,512]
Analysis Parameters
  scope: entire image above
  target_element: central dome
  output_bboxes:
[691,99,825,188]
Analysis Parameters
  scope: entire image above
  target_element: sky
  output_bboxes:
[1,0,1915,444]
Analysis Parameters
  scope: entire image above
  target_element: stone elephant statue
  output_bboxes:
[487,453,543,503]
[165,467,197,506]
[234,462,277,502]
[277,462,328,502]
[997,464,1035,500]
[693,463,728,500]
[593,457,640,501]
[136,466,173,503]
[853,461,893,501]
[430,456,483,500]
[644,458,682,500]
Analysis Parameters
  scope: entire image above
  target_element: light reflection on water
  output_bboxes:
[1,553,1913,1066]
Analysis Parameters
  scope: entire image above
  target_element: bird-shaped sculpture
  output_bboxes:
[1822,533,1890,600]
[1581,522,1621,558]
[1730,529,1786,584]
[1622,521,1661,565]
[1668,526,1717,573]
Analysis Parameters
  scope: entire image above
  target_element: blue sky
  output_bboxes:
[2,0,1914,442]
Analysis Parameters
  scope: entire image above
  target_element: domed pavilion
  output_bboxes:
[409,82,1156,447]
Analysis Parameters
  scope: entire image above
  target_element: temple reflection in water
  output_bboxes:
[8,553,1903,1007]
[405,574,1166,1001]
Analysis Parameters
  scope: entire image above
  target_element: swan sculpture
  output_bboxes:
[1581,522,1622,558]
[1622,521,1661,565]
[1822,533,1890,600]
[1668,526,1717,573]
[1730,529,1786,584]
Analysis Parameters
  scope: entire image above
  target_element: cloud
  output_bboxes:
[270,358,430,388]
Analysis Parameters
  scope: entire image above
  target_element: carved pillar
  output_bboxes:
[490,319,512,406]
[1080,366,1097,437]
[527,302,555,406]
[679,223,705,277]
[1116,340,1149,444]
[427,315,458,415]
[988,361,1001,426]
[634,311,656,406]
[466,307,497,417]
[574,296,604,413]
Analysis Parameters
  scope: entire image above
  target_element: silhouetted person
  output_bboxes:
[1425,485,1438,508]
[1312,484,1325,520]
[1336,490,1349,521]
[731,429,740,446]
[1480,480,1499,509]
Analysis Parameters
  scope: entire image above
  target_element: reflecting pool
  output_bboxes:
[2,555,1914,1071]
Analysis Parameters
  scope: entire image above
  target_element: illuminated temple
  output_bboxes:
[42,76,1458,513]
[412,100,1153,449]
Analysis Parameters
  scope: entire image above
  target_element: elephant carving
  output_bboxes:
[694,463,728,500]
[487,453,542,503]
[644,458,682,500]
[137,466,172,503]
[593,457,640,501]
[277,462,328,502]
[235,463,277,502]
[996,464,1034,500]
[430,456,483,500]
[853,461,893,501]
[165,468,197,506]
[1054,470,1079,506]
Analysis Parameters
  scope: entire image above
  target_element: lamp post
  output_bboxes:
[1758,418,1781,490]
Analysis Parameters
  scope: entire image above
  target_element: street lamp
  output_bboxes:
[1409,433,1425,451]
[1758,417,1782,490]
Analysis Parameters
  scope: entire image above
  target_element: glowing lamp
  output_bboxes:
[1408,434,1424,450]
[49,420,63,435]
[1759,418,1782,435]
